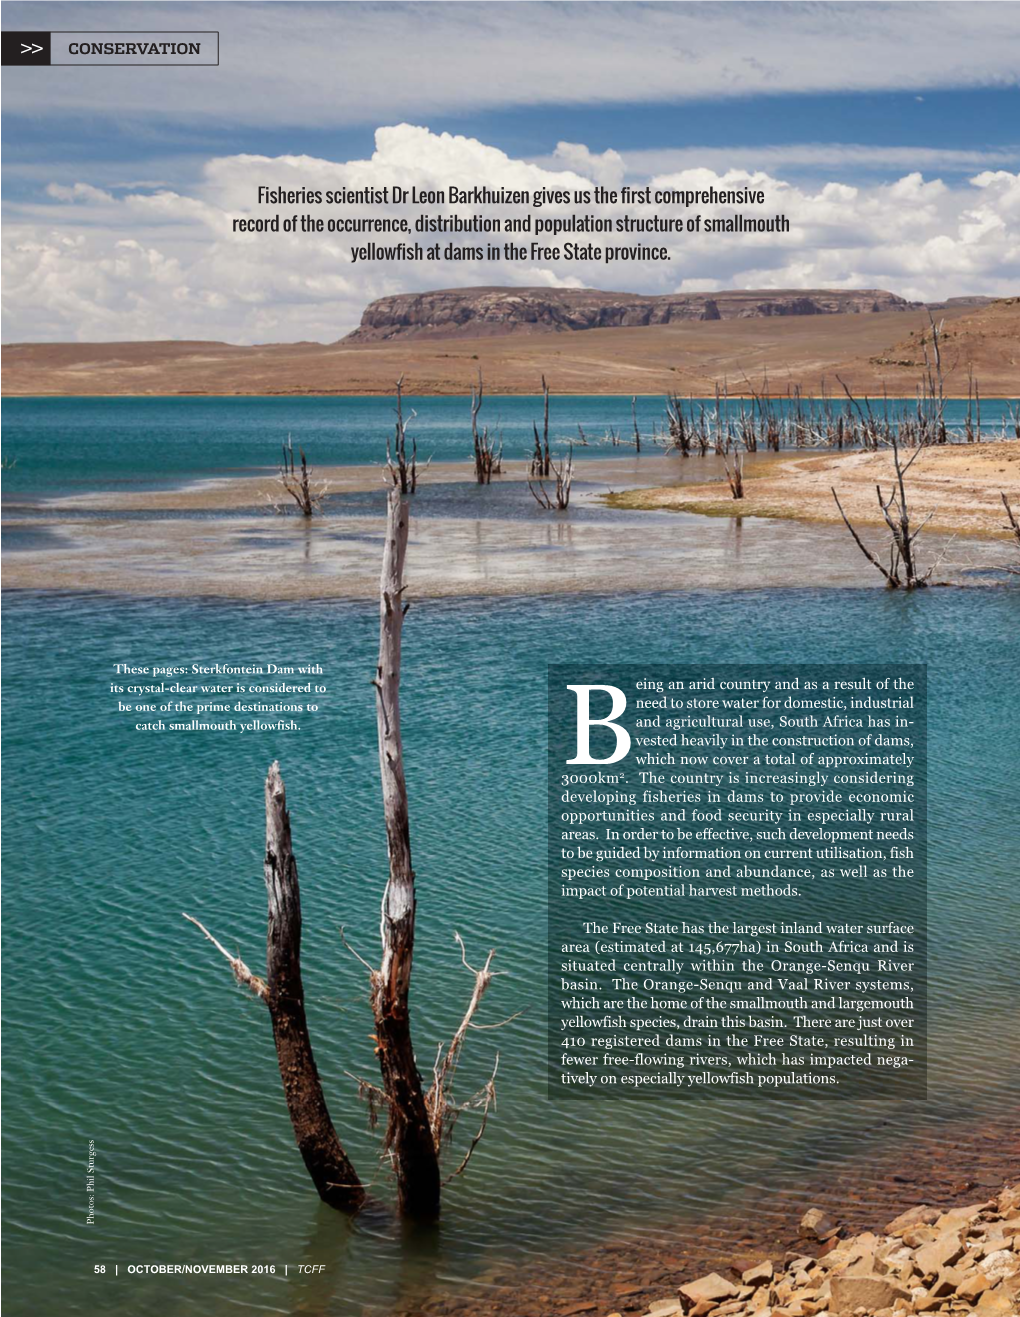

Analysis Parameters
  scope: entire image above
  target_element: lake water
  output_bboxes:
[2,585,1018,1317]
[3,395,1018,500]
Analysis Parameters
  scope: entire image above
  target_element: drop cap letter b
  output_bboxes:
[566,684,630,764]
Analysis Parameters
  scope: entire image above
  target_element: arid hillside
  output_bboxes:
[832,296,1020,397]
[3,298,1017,397]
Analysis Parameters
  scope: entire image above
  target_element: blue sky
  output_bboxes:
[4,2,1019,191]
[2,2,1019,340]
[6,85,1020,196]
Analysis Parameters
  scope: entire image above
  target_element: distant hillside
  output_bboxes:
[5,301,1017,398]
[344,286,915,342]
[855,296,1020,390]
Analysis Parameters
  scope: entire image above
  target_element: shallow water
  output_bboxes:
[3,494,1008,599]
[2,586,1018,1316]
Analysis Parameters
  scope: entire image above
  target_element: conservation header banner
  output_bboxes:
[1,30,219,64]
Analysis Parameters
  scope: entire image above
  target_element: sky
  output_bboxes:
[2,1,1019,343]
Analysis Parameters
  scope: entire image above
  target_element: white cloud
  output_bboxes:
[46,182,116,204]
[572,144,1020,179]
[678,278,723,293]
[2,2,1019,125]
[551,143,626,190]
[3,124,1018,342]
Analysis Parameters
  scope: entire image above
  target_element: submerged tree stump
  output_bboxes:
[184,762,365,1213]
[262,763,365,1210]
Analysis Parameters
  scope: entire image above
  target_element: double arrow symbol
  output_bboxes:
[21,41,44,54]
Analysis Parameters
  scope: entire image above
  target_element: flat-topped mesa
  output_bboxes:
[344,286,915,343]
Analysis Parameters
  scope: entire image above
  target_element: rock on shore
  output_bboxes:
[625,1184,1020,1317]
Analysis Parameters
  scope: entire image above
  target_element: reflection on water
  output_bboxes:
[2,586,1018,1315]
[1,522,71,551]
[4,452,1014,598]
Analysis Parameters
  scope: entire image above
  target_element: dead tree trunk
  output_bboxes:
[184,763,365,1213]
[922,312,948,444]
[262,764,365,1208]
[665,392,691,456]
[528,445,574,510]
[724,453,744,499]
[530,377,552,476]
[470,371,500,483]
[370,485,442,1220]
[270,435,324,516]
[1001,492,1020,574]
[387,377,423,494]
[542,375,551,474]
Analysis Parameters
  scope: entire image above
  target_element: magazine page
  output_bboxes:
[2,3,1019,1316]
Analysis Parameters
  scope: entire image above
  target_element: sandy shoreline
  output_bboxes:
[607,442,1020,542]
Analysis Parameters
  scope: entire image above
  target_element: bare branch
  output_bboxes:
[831,488,899,587]
[423,932,508,1180]
[441,1055,499,1186]
[182,913,267,999]
[268,434,326,516]
[339,925,376,975]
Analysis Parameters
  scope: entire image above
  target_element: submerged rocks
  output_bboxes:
[639,1181,1020,1317]
[799,1210,840,1243]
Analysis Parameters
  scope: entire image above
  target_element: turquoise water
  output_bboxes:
[3,395,1018,498]
[2,585,1018,1316]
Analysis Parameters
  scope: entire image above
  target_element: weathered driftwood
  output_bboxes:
[184,762,365,1212]
[370,483,442,1219]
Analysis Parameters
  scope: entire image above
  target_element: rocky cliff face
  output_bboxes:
[344,286,914,342]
